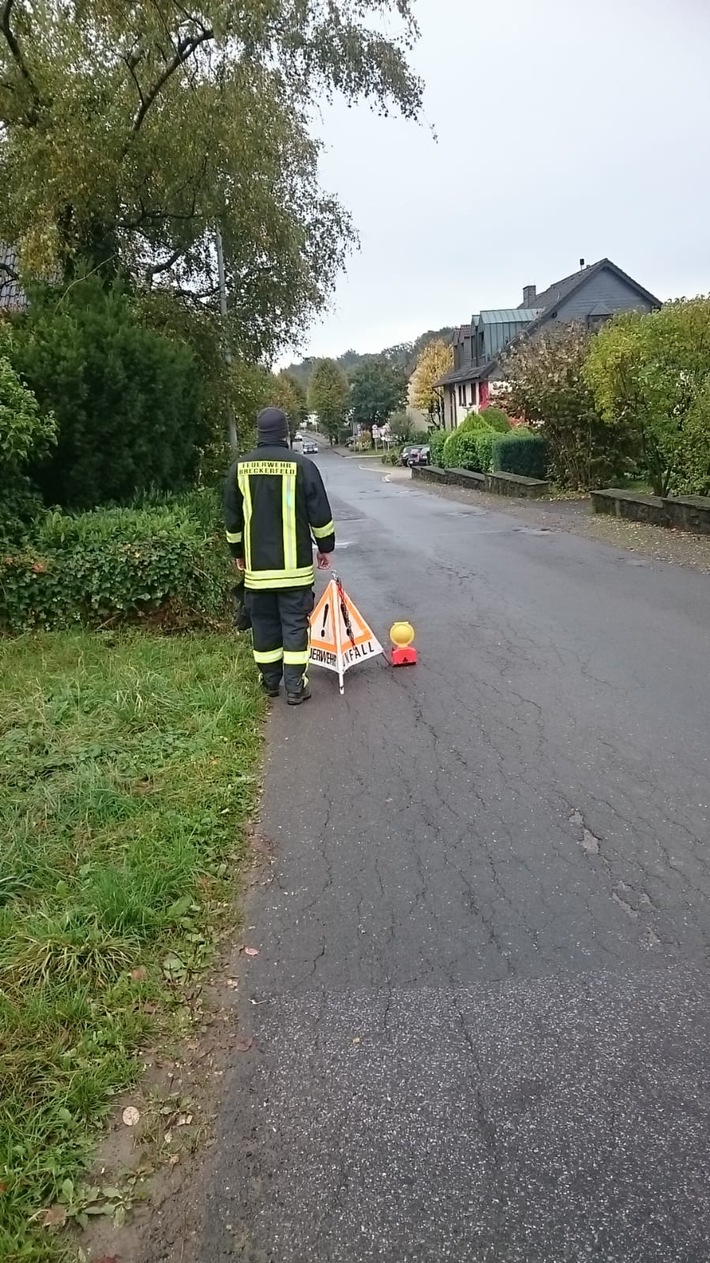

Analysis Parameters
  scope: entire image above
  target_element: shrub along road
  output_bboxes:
[198,451,710,1263]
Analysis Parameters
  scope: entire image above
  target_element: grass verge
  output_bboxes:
[0,631,263,1262]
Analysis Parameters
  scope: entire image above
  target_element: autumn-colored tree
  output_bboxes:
[410,338,453,427]
[308,359,349,444]
[502,323,629,490]
[584,299,710,496]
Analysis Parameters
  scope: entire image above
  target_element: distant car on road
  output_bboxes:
[400,444,419,466]
[303,439,319,454]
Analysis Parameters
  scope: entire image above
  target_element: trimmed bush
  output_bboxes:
[492,431,548,480]
[458,411,495,434]
[429,429,447,466]
[0,497,232,633]
[478,406,511,433]
[443,430,463,467]
[456,430,494,473]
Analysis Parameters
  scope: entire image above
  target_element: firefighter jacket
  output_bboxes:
[224,442,335,590]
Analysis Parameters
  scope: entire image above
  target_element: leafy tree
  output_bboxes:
[272,371,308,441]
[502,323,629,490]
[0,0,422,363]
[0,325,56,539]
[308,358,349,444]
[389,410,415,442]
[410,338,453,427]
[349,356,407,437]
[9,277,204,508]
[584,299,710,496]
[0,332,55,474]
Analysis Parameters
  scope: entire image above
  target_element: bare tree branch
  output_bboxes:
[122,50,146,108]
[1,0,40,117]
[0,259,19,281]
[131,27,213,133]
[145,246,185,283]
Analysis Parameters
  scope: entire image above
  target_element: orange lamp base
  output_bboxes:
[391,645,418,666]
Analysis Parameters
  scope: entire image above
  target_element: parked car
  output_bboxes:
[400,444,420,466]
[303,439,319,454]
[408,445,430,467]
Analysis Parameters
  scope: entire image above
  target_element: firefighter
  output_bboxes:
[224,406,335,706]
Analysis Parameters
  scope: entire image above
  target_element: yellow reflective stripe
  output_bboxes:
[282,472,297,572]
[226,530,242,544]
[253,647,283,664]
[245,568,314,591]
[283,649,310,665]
[311,520,334,540]
[237,469,253,571]
[245,564,313,584]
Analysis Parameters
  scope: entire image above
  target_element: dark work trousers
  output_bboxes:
[246,587,315,693]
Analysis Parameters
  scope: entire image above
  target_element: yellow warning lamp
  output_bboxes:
[389,620,417,666]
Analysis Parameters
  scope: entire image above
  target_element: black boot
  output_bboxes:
[286,683,312,707]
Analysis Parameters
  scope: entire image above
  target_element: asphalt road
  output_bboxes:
[201,453,710,1263]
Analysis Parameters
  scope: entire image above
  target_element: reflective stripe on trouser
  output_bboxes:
[246,587,315,694]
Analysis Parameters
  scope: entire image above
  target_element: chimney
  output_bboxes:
[522,284,537,307]
[579,258,585,269]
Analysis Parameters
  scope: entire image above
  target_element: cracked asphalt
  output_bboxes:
[201,453,710,1262]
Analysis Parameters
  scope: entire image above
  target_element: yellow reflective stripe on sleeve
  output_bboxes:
[311,520,334,540]
[237,468,253,571]
[253,647,284,664]
[282,472,297,572]
[283,649,310,666]
[226,530,242,544]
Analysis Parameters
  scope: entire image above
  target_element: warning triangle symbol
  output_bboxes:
[310,577,383,693]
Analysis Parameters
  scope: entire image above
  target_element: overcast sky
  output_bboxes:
[292,0,710,362]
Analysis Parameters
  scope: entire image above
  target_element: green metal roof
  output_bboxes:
[478,308,542,324]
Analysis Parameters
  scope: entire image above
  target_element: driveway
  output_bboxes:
[201,452,710,1262]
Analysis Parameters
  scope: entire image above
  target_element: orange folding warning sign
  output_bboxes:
[310,575,383,694]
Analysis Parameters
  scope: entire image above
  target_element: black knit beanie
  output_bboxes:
[257,406,289,443]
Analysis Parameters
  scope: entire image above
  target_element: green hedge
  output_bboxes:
[478,406,511,433]
[458,411,494,434]
[456,430,494,472]
[428,430,447,467]
[492,430,548,479]
[0,496,232,633]
[442,430,463,467]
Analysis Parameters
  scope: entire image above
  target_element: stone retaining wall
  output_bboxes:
[591,489,710,535]
[485,471,549,498]
[412,466,549,498]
